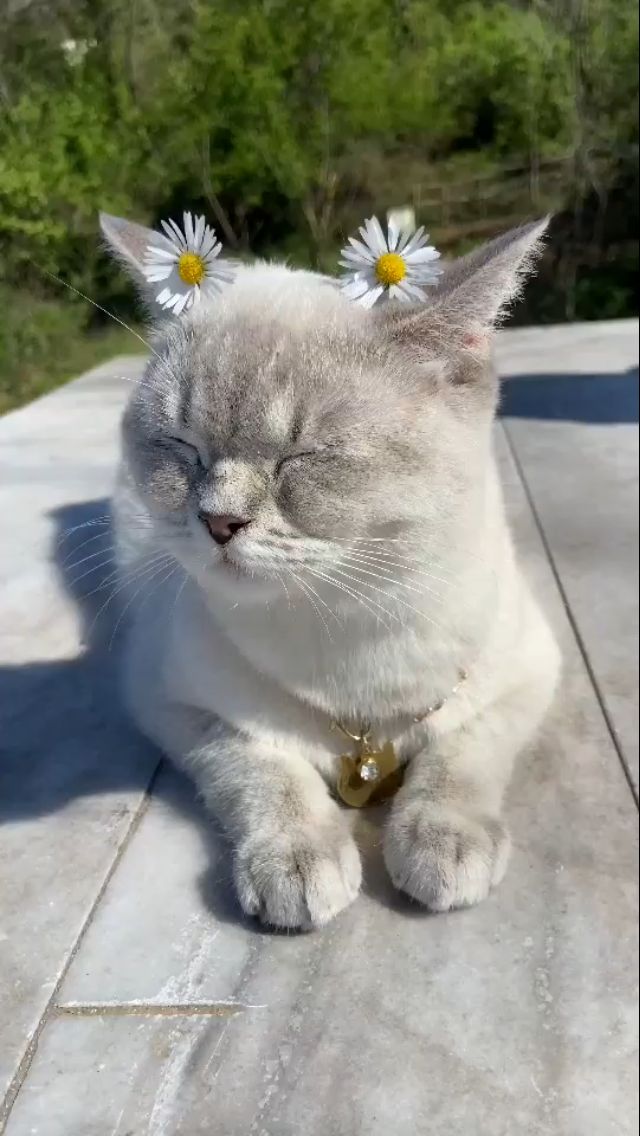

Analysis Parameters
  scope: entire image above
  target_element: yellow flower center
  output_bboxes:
[177,252,206,286]
[375,252,406,286]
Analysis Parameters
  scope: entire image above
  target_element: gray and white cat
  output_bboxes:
[100,213,560,929]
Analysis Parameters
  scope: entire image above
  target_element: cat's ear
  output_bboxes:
[379,219,549,357]
[99,212,157,281]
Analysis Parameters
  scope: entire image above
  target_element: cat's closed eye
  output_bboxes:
[165,436,206,468]
[275,446,335,477]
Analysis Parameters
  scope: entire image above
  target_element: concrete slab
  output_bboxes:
[1,328,637,1134]
[4,426,637,1136]
[496,320,639,791]
[493,319,638,379]
[0,359,158,1106]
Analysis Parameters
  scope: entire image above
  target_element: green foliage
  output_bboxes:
[0,0,637,409]
[0,285,145,415]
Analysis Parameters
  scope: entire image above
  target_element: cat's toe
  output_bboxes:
[233,823,361,930]
[383,800,510,912]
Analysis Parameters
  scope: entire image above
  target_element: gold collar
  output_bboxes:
[332,669,468,808]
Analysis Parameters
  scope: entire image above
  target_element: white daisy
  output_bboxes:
[339,215,442,308]
[142,212,235,314]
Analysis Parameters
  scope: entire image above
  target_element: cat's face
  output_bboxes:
[103,217,546,594]
[121,268,485,587]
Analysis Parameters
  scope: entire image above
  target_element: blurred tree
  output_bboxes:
[0,0,637,406]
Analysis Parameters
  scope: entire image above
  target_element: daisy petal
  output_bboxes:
[394,282,416,302]
[183,212,196,249]
[358,283,385,308]
[203,241,223,263]
[401,227,428,256]
[211,267,234,286]
[404,246,440,264]
[172,292,190,315]
[144,268,173,282]
[340,277,371,301]
[356,225,376,257]
[193,215,205,252]
[396,225,424,254]
[347,236,376,263]
[203,278,224,297]
[364,216,388,255]
[199,230,218,259]
[156,287,173,305]
[148,230,178,255]
[398,280,427,302]
[409,264,443,284]
[145,246,179,263]
[387,217,400,251]
[161,219,186,250]
[339,248,371,265]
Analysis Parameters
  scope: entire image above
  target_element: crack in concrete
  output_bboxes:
[0,761,163,1133]
[54,1002,249,1019]
[501,418,639,809]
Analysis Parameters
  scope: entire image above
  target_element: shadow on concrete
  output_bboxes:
[4,361,623,926]
[0,498,402,929]
[0,495,257,922]
[0,499,159,824]
[499,366,639,423]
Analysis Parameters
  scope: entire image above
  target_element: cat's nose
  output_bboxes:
[198,512,252,546]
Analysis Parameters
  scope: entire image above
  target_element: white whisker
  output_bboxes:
[64,544,119,574]
[336,543,459,579]
[35,264,162,361]
[61,527,114,563]
[68,553,119,589]
[108,560,180,650]
[328,535,487,571]
[87,553,174,640]
[275,570,292,607]
[288,567,341,639]
[288,571,333,640]
[81,549,170,600]
[57,516,112,546]
[171,570,190,614]
[336,554,447,603]
[305,566,397,631]
[333,546,463,588]
[33,266,191,405]
[290,569,343,631]
[325,563,445,633]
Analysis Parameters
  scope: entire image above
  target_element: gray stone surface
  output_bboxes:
[0,359,158,1106]
[1,326,638,1135]
[496,320,639,791]
[493,318,639,378]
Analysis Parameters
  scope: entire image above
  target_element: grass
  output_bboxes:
[0,314,147,416]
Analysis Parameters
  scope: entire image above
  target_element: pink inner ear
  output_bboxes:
[462,329,490,353]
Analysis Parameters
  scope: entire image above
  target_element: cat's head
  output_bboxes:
[101,213,546,595]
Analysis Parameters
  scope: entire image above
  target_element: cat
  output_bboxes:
[100,212,560,929]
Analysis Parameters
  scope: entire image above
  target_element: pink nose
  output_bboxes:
[198,512,251,546]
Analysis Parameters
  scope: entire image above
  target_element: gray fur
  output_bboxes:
[102,217,560,928]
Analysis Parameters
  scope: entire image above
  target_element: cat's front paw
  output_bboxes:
[383,799,510,912]
[233,819,361,930]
